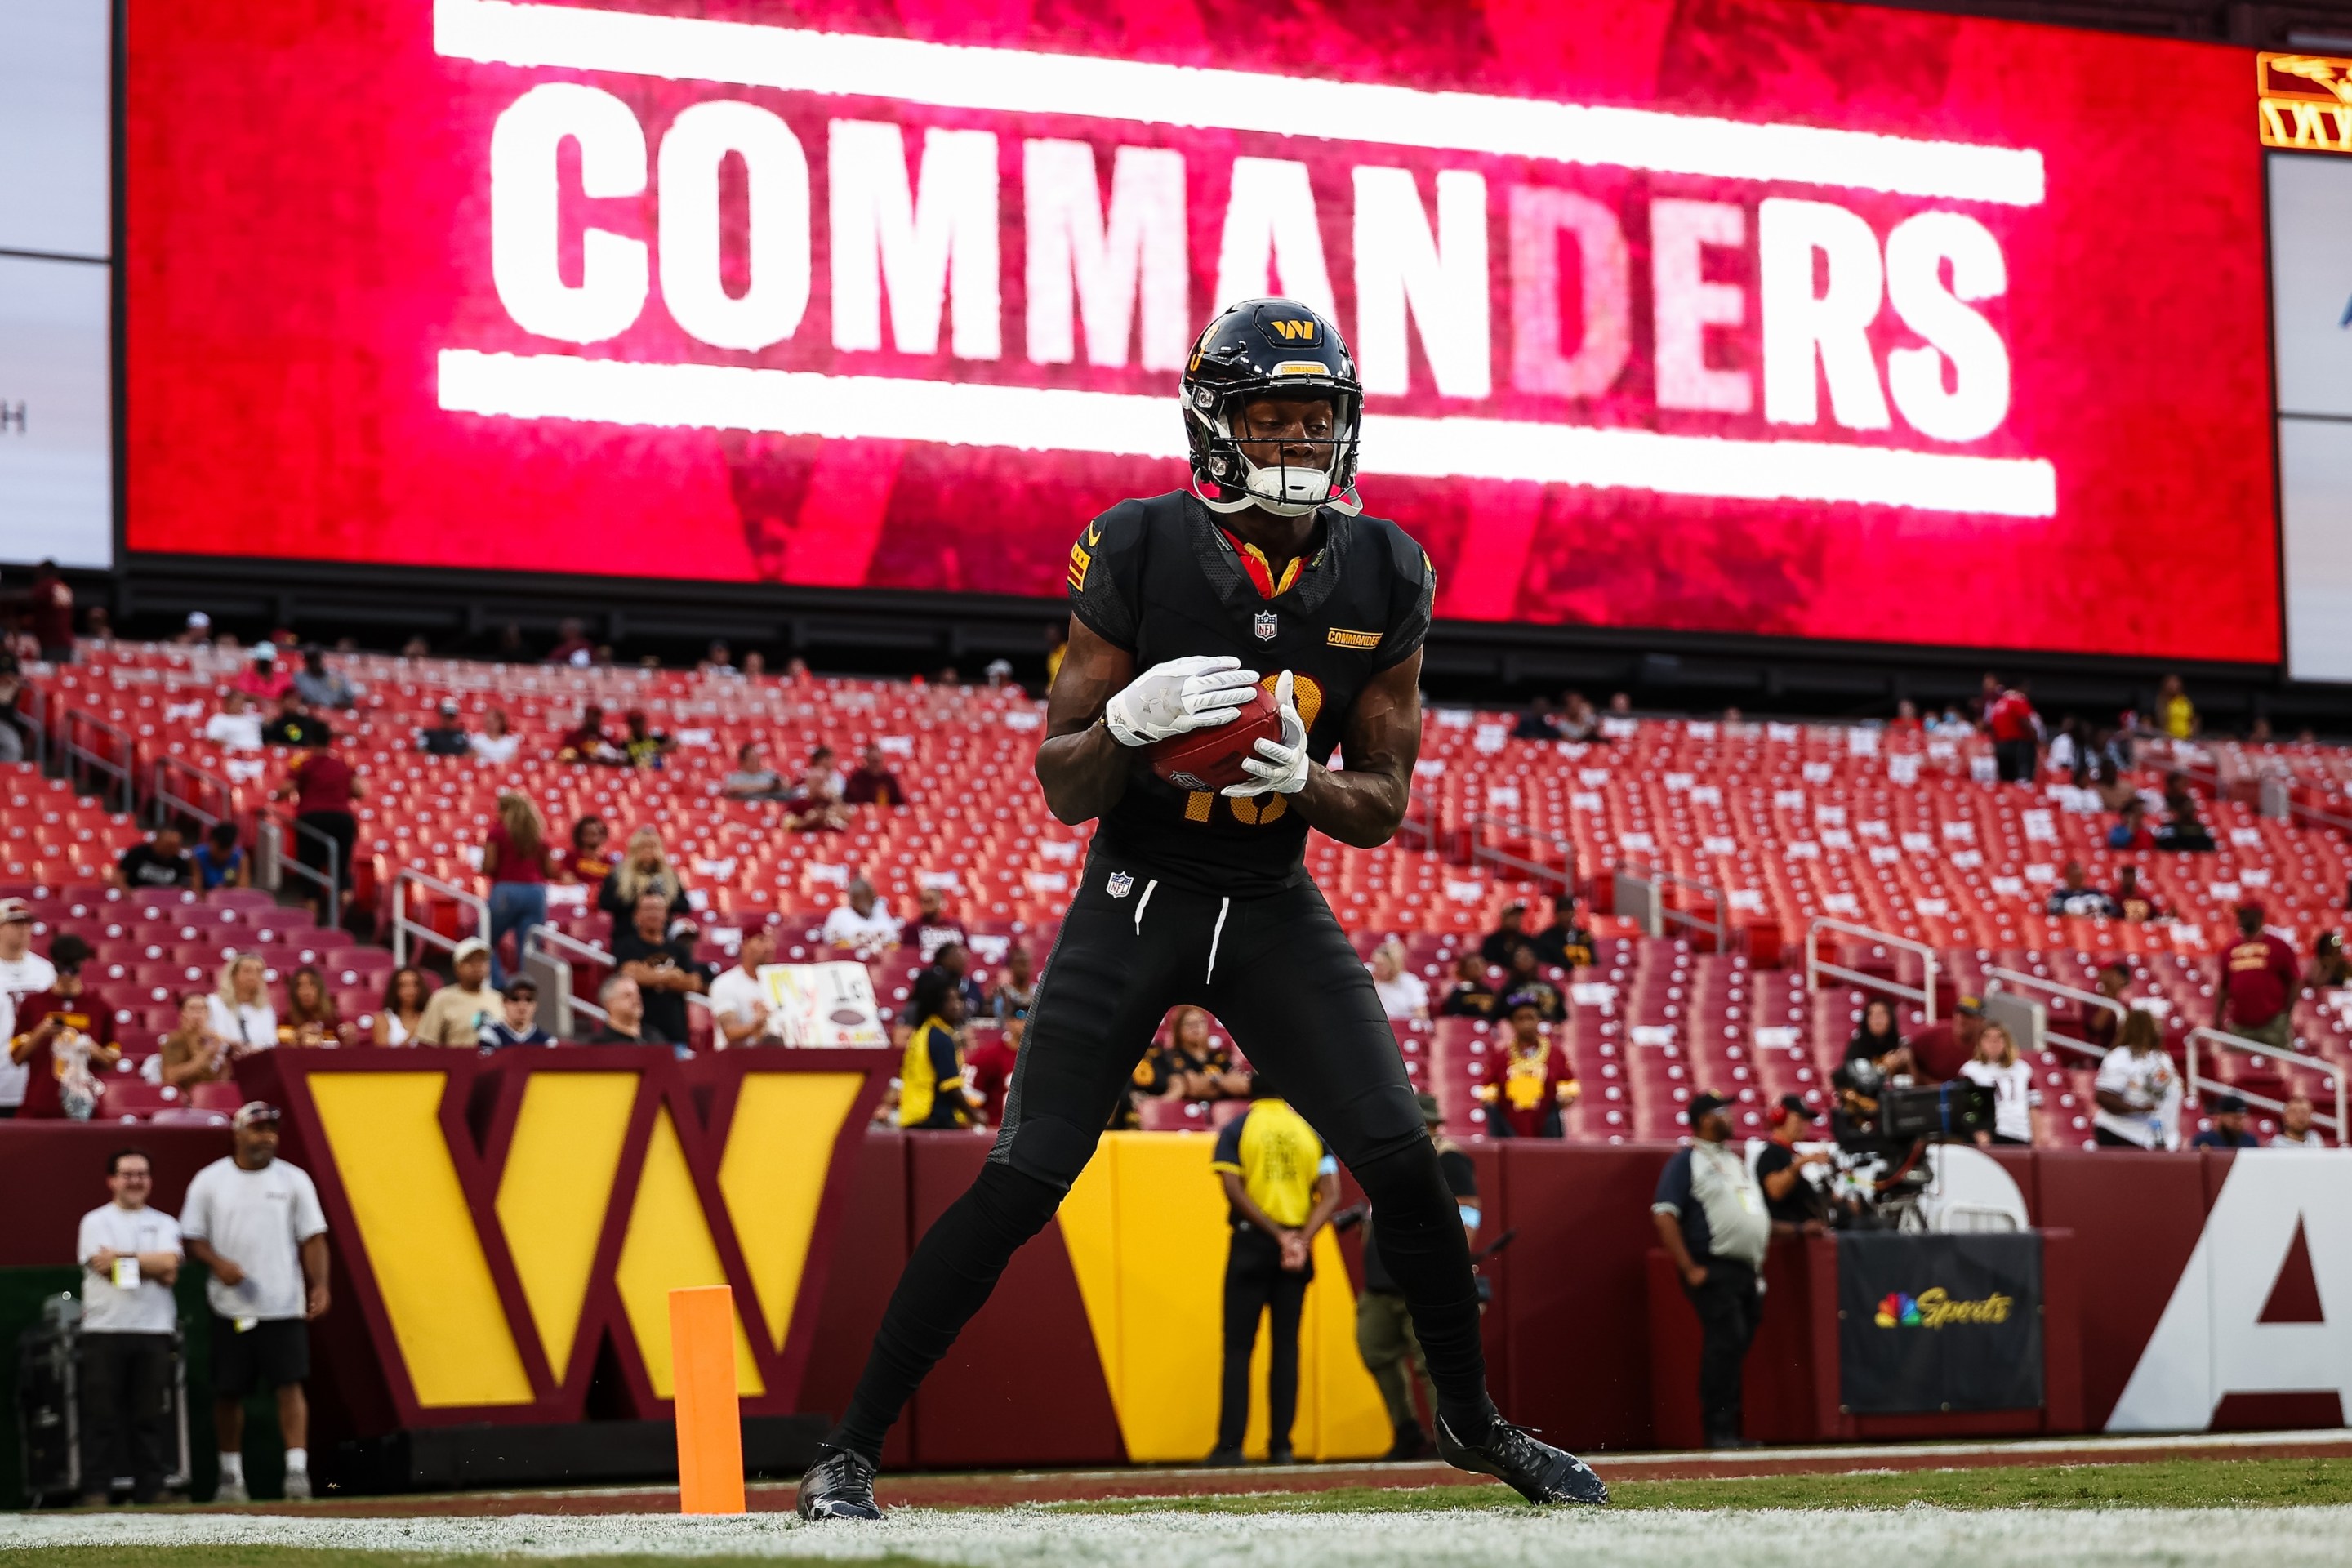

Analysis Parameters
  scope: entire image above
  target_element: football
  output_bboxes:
[1142,682,1283,791]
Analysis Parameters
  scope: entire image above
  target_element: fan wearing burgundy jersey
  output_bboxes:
[796,301,1608,1518]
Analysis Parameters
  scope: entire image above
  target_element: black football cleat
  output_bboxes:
[795,1444,882,1521]
[1436,1414,1609,1505]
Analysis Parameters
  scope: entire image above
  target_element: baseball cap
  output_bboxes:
[451,936,490,964]
[2238,899,2266,921]
[2213,1092,2249,1114]
[232,1102,281,1129]
[1686,1091,1731,1125]
[1775,1092,1815,1121]
[1414,1091,1444,1124]
[185,611,211,630]
[250,643,277,662]
[501,976,538,999]
[667,916,700,940]
[1955,996,1984,1017]
[438,698,460,715]
[0,897,29,925]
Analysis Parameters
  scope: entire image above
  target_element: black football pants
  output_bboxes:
[827,851,1493,1463]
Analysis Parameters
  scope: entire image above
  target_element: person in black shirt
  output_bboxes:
[610,895,708,1046]
[1528,899,1594,972]
[114,828,194,891]
[1843,998,1906,1071]
[2045,860,2118,918]
[1356,1092,1479,1460]
[1497,943,1562,1022]
[260,694,331,749]
[587,975,667,1045]
[1436,954,1497,1019]
[416,700,470,756]
[1512,697,1562,742]
[2189,1091,2261,1149]
[1753,1095,1832,1235]
[1479,902,1530,967]
[479,978,555,1050]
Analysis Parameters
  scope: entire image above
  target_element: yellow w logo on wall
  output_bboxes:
[1268,318,1318,341]
[256,1050,890,1427]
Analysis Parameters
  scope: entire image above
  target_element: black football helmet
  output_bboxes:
[1180,299,1363,518]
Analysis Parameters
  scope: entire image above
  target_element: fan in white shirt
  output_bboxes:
[1959,1022,2041,1146]
[207,953,279,1054]
[0,900,60,1112]
[821,880,898,960]
[469,708,521,764]
[2093,1009,2180,1150]
[707,922,780,1047]
[2270,1092,2330,1147]
[203,692,265,753]
[1369,942,1429,1021]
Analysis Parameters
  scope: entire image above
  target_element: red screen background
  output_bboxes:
[126,0,2280,662]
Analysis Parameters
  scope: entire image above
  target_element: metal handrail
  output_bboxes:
[10,679,47,771]
[521,922,713,1025]
[1625,861,1731,950]
[61,708,133,813]
[2185,1026,2347,1147]
[263,809,341,933]
[1983,967,2126,1062]
[390,866,488,968]
[1804,917,1940,1025]
[1463,812,1577,894]
[154,755,234,833]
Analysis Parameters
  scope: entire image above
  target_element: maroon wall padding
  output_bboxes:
[0,1123,230,1267]
[2035,1150,2210,1428]
[796,1129,914,1471]
[902,1135,1124,1468]
[1496,1145,1668,1449]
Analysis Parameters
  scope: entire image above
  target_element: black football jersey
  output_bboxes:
[1066,491,1432,896]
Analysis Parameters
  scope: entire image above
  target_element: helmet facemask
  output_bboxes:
[1189,387,1363,518]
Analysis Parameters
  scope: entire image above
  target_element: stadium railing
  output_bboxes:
[2185,1025,2347,1147]
[1804,917,1940,1027]
[1983,966,2127,1062]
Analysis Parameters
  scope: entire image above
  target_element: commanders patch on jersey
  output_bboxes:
[1326,627,1380,649]
[1067,540,1092,592]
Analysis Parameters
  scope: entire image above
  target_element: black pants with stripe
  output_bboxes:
[827,850,1492,1463]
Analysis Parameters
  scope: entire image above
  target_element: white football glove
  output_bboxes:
[1103,655,1261,748]
[1224,670,1309,797]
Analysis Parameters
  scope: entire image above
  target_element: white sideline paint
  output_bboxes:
[439,350,2061,518]
[434,0,2047,207]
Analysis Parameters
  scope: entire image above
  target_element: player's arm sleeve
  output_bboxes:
[1209,1114,1245,1175]
[1371,526,1436,672]
[1651,1149,1691,1214]
[1066,502,1146,653]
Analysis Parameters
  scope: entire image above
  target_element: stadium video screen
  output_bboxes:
[127,0,2278,662]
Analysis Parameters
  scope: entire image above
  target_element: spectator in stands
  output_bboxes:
[2156,772,2215,852]
[722,742,789,801]
[1165,1006,1251,1100]
[204,691,265,753]
[0,654,23,767]
[2094,1009,2180,1149]
[2272,1092,2326,1148]
[613,897,710,1047]
[841,744,908,807]
[175,611,212,646]
[597,828,689,936]
[558,705,626,766]
[290,648,354,710]
[1557,692,1599,742]
[699,640,737,677]
[77,1148,182,1506]
[545,619,593,666]
[180,1102,330,1503]
[11,936,119,1120]
[1477,991,1577,1138]
[398,635,431,658]
[470,707,520,765]
[989,943,1036,1023]
[742,650,768,679]
[2156,674,2198,740]
[207,955,278,1055]
[1499,942,1562,1022]
[785,747,853,832]
[1478,902,1529,966]
[897,970,978,1129]
[2085,960,2133,1054]
[1962,1022,2038,1146]
[482,792,552,988]
[479,978,554,1051]
[1353,1091,1475,1461]
[1512,695,1562,742]
[620,710,673,769]
[901,888,968,964]
[279,967,353,1049]
[192,822,249,891]
[414,938,499,1047]
[233,644,293,703]
[1844,997,1906,1072]
[274,733,363,928]
[2046,860,2118,918]
[2309,931,2351,991]
[822,878,898,958]
[966,1005,1023,1126]
[2217,902,2301,1050]
[1437,953,1496,1019]
[2190,1090,2260,1149]
[261,693,331,750]
[1608,692,1632,715]
[1904,998,1984,1084]
[1205,1069,1339,1467]
[589,974,663,1045]
[0,898,60,1116]
[1755,1095,1830,1235]
[561,814,612,886]
[2107,798,2155,852]
[373,968,430,1047]
[1984,679,2039,784]
[162,994,234,1088]
[2114,866,2161,924]
[926,940,987,1017]
[1651,1091,1770,1450]
[416,700,470,756]
[114,826,194,892]
[1530,898,1595,970]
[2046,715,2083,779]
[707,919,777,1047]
[1370,942,1428,1021]
[24,561,73,663]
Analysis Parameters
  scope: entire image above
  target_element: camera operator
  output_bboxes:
[78,1149,182,1505]
[1754,1094,1833,1236]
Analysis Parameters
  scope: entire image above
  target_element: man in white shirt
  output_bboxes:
[0,898,60,1117]
[707,919,778,1048]
[1650,1093,1771,1449]
[821,880,898,960]
[180,1103,330,1503]
[78,1148,183,1503]
[2272,1092,2329,1148]
[203,691,265,752]
[2092,1012,2180,1150]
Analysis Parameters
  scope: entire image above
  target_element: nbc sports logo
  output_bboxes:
[1874,1286,2015,1329]
[1876,1291,1924,1328]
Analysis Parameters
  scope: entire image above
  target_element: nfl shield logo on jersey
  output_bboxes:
[1107,871,1134,899]
[1254,611,1278,642]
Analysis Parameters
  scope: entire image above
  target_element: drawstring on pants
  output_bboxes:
[1205,898,1231,982]
[1133,879,1158,934]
